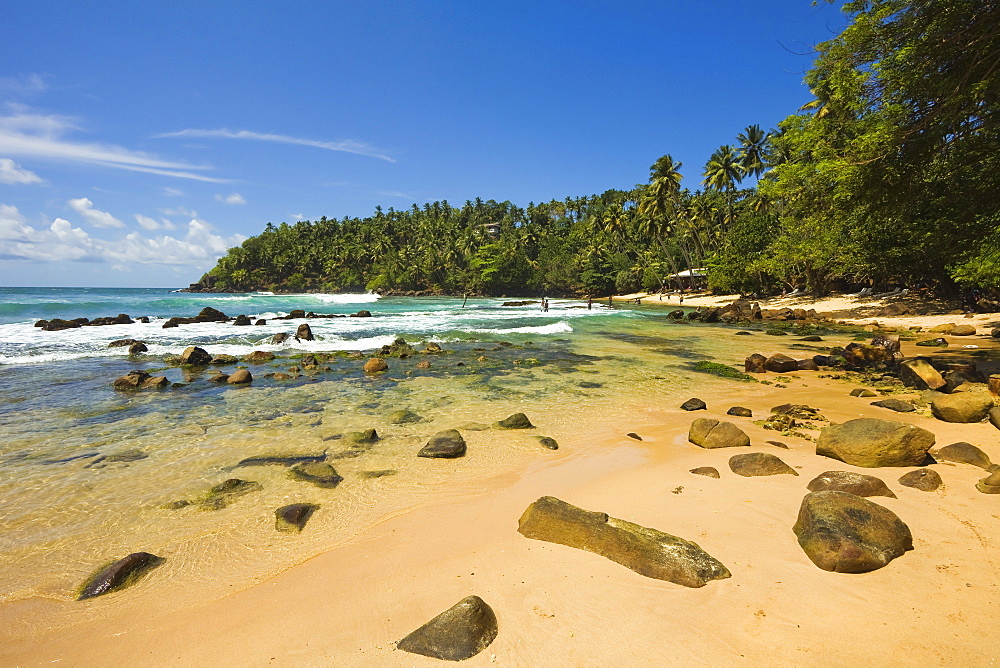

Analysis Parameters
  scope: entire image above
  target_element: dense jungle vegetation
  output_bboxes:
[199,0,1000,297]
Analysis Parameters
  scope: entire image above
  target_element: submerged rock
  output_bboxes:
[496,412,533,429]
[78,552,165,600]
[728,452,797,477]
[898,468,943,492]
[517,496,730,587]
[397,595,498,661]
[244,351,276,364]
[793,491,913,573]
[288,463,343,488]
[536,436,559,450]
[816,418,935,467]
[387,409,422,424]
[688,418,750,449]
[275,503,320,532]
[418,429,467,458]
[806,471,896,498]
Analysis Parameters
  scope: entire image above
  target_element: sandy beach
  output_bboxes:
[3,300,999,666]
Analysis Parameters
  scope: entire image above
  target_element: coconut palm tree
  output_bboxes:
[736,125,771,180]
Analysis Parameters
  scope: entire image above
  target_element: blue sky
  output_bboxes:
[0,0,847,288]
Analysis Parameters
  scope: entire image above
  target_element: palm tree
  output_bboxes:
[736,125,771,180]
[636,155,686,289]
[702,145,745,191]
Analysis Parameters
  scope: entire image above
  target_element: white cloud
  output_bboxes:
[291,213,305,221]
[0,108,229,182]
[158,128,395,162]
[0,203,243,267]
[134,214,177,231]
[0,158,43,184]
[162,186,184,197]
[68,197,124,229]
[215,192,246,205]
[160,205,197,218]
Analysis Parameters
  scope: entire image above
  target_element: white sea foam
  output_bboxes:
[468,322,573,335]
[310,293,381,304]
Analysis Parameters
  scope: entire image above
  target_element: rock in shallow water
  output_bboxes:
[78,552,165,600]
[793,491,913,573]
[680,397,707,411]
[275,503,319,532]
[418,429,467,458]
[517,496,730,587]
[536,436,559,450]
[397,595,498,661]
[496,412,534,429]
[806,471,896,498]
[288,463,343,488]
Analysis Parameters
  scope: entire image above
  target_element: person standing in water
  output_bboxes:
[587,297,593,310]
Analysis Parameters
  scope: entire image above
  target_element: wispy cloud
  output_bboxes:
[134,213,176,231]
[67,197,124,229]
[215,192,246,205]
[0,158,43,184]
[158,128,395,163]
[0,108,229,182]
[291,213,305,221]
[0,203,242,267]
[162,186,185,197]
[0,74,48,95]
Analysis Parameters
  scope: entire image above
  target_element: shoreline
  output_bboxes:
[3,328,999,664]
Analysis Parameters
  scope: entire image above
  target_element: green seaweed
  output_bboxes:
[690,361,756,382]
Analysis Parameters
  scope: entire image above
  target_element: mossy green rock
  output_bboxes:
[387,409,421,424]
[288,463,343,488]
[397,595,498,661]
[344,428,379,444]
[517,496,730,587]
[688,418,751,449]
[728,452,798,477]
[197,478,262,510]
[78,552,165,600]
[816,418,935,467]
[496,412,533,429]
[793,491,913,573]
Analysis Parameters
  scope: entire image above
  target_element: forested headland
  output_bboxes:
[195,0,999,298]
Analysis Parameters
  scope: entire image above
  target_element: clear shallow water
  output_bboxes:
[0,288,776,607]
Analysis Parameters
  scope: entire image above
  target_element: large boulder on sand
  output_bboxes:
[696,416,754,445]
[418,429,467,458]
[728,452,798,477]
[793,491,912,573]
[932,442,991,469]
[816,418,935,467]
[806,471,896,498]
[517,496,731,587]
[688,418,751,449]
[397,596,498,661]
[179,346,212,366]
[898,359,946,390]
[930,392,994,423]
[764,353,798,373]
[898,468,943,492]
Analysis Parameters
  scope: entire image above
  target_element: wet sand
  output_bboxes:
[2,312,1000,666]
